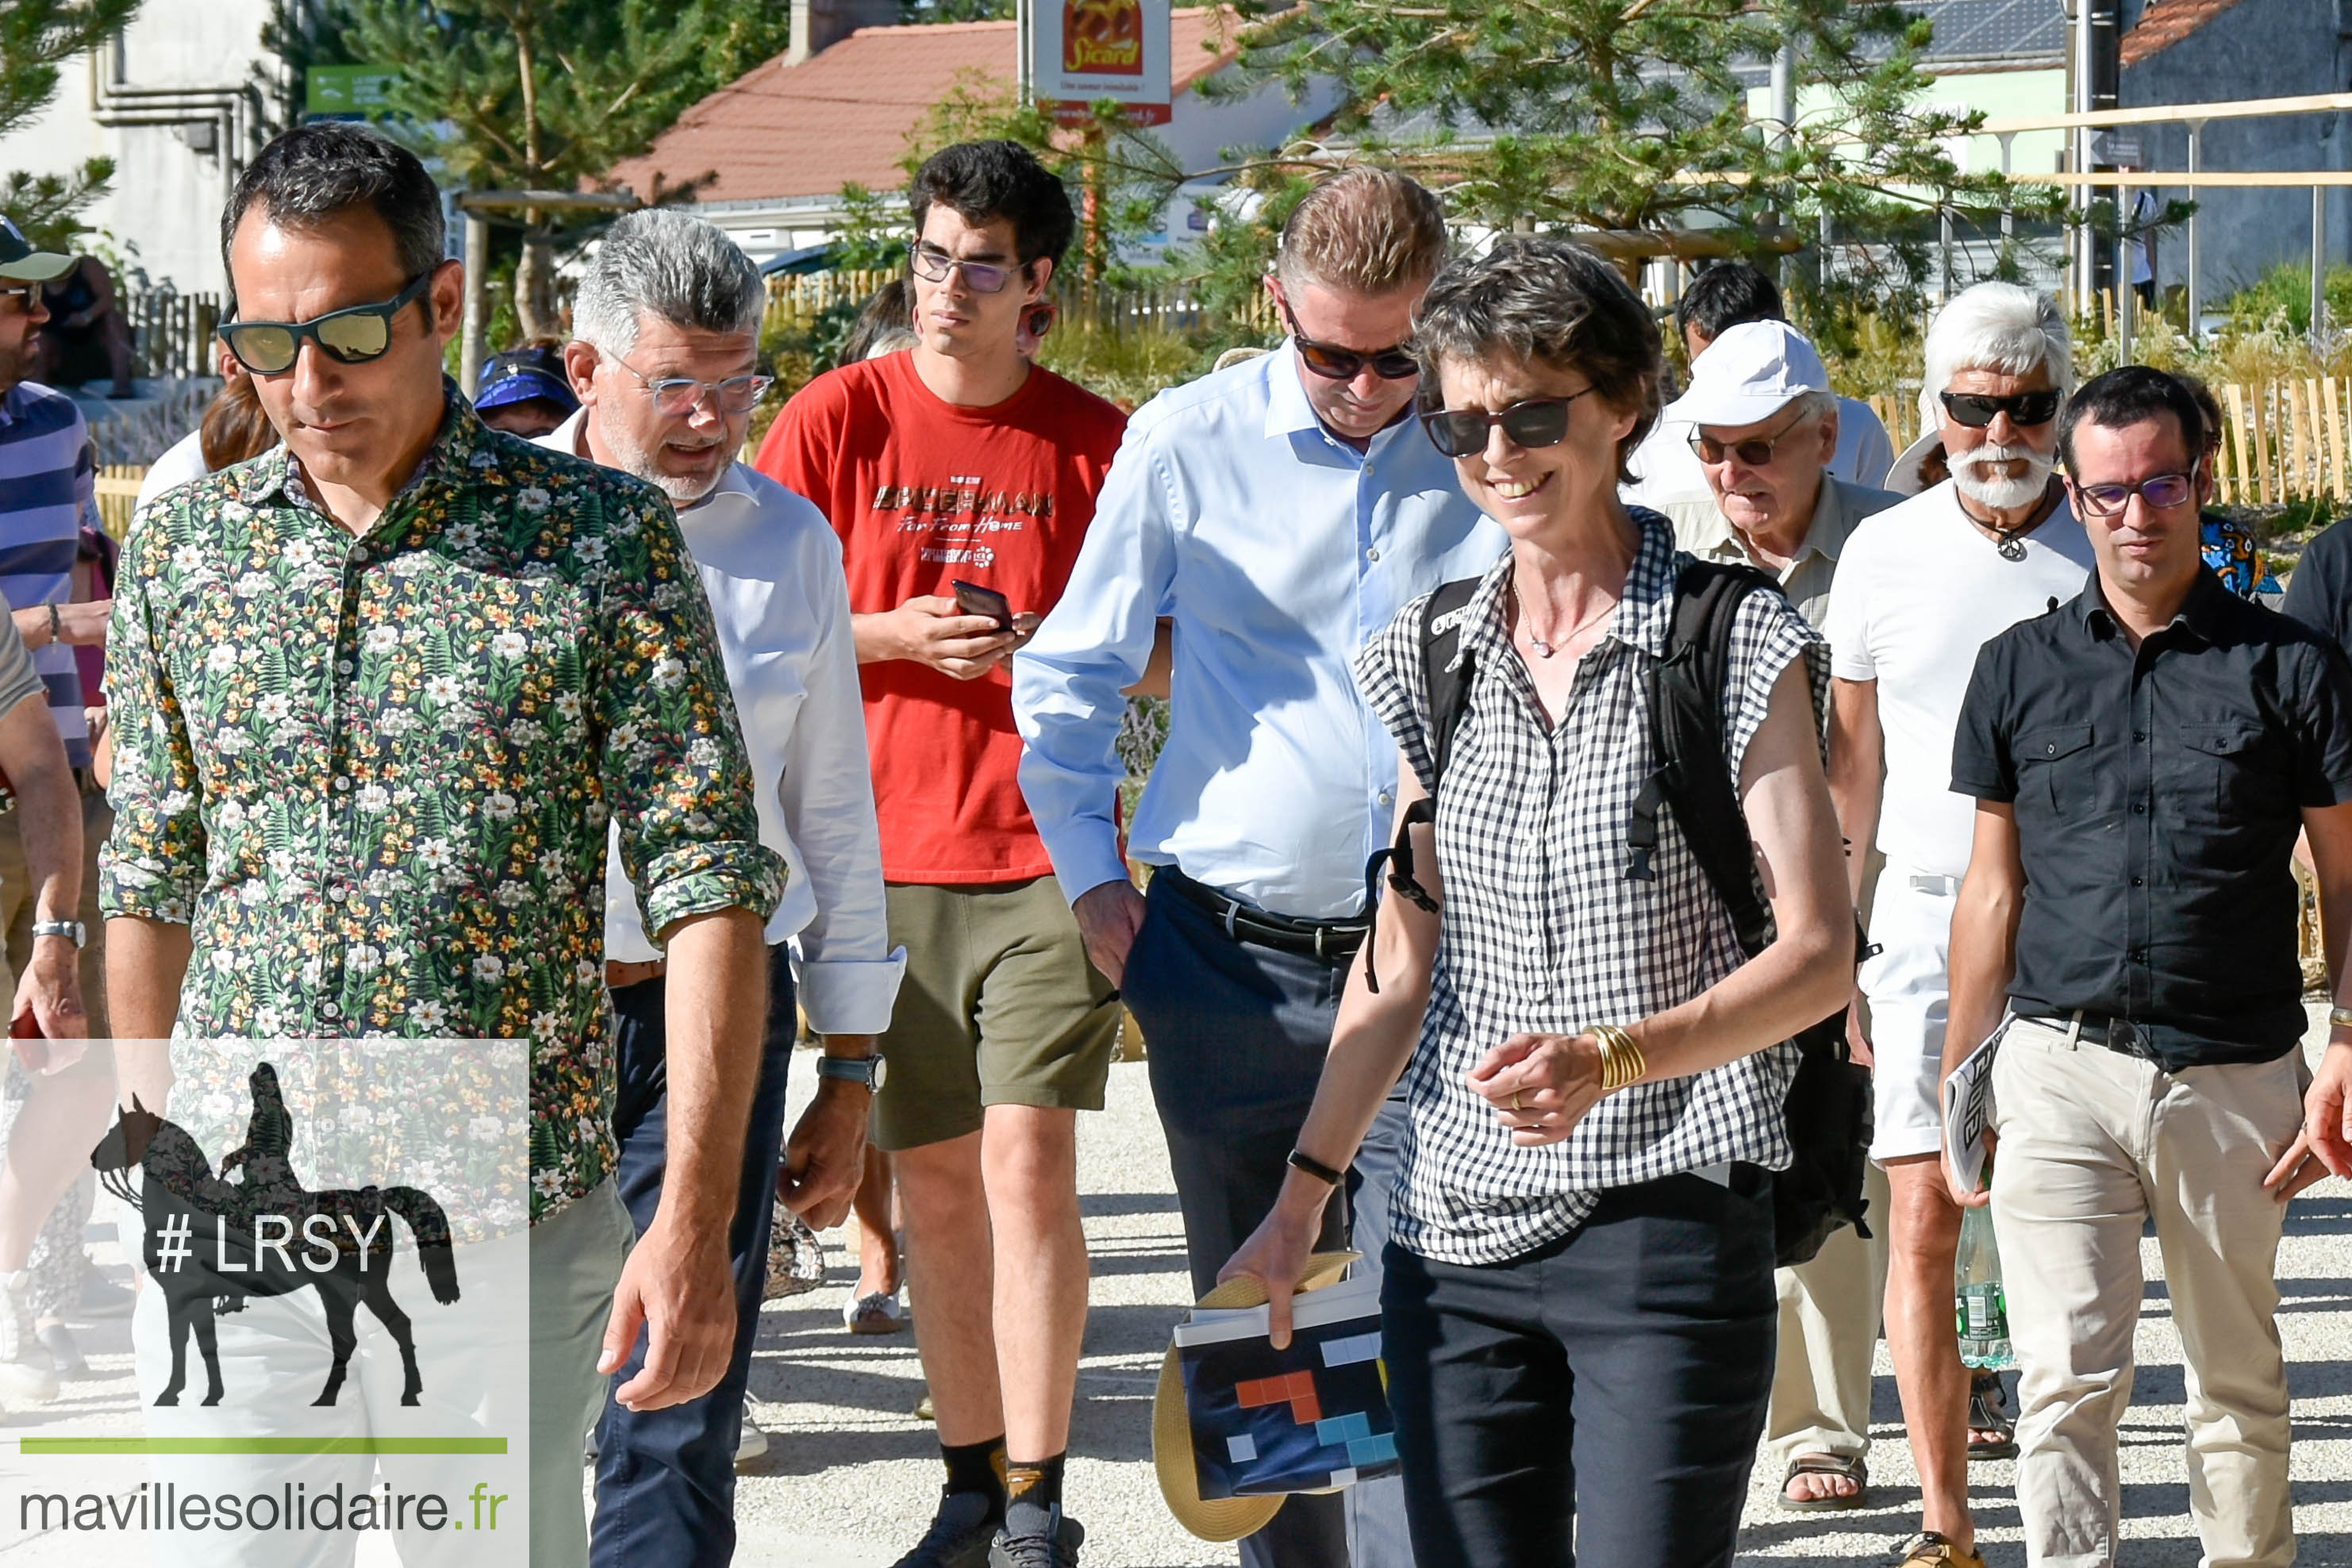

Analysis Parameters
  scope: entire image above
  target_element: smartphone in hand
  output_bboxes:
[951,578,1016,633]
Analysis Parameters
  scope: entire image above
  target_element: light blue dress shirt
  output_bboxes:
[1014,345,1505,920]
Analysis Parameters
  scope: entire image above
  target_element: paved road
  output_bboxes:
[735,1012,2352,1567]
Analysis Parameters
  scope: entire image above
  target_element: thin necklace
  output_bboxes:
[1965,485,2058,562]
[1514,580,1617,659]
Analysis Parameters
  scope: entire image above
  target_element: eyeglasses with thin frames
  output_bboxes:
[1687,402,1816,468]
[909,240,1032,296]
[2069,470,2198,517]
[599,350,774,419]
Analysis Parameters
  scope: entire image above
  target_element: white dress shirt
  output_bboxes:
[1014,346,1504,920]
[541,410,905,1034]
[135,428,213,513]
[1623,392,1895,505]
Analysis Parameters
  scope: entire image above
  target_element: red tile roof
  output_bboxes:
[611,6,1242,206]
[2120,0,2252,67]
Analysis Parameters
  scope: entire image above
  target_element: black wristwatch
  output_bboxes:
[815,1054,886,1093]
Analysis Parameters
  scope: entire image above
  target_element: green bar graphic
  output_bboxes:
[21,1438,507,1455]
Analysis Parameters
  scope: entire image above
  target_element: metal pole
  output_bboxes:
[1998,132,2016,248]
[2316,184,2329,345]
[1939,207,1954,302]
[1016,0,1031,104]
[2118,247,2133,363]
[2186,121,2203,337]
[2073,0,2094,314]
[461,212,489,397]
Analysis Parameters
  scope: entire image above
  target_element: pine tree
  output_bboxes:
[0,0,146,248]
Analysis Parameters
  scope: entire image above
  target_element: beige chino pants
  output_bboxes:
[1989,1016,2304,1568]
[1765,1159,1892,1471]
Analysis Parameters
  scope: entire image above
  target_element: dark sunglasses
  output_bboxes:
[217,270,436,375]
[1940,389,2062,429]
[1688,403,1816,467]
[1420,389,1596,459]
[2070,470,2197,517]
[909,241,1032,296]
[1280,296,1419,382]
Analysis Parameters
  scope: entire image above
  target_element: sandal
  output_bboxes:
[843,1289,909,1334]
[1967,1370,2018,1461]
[1893,1532,1985,1568]
[1780,1451,1868,1512]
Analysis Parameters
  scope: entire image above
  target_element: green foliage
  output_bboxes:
[0,0,144,242]
[1033,318,1220,407]
[828,183,907,271]
[2215,261,2352,341]
[1216,0,2061,306]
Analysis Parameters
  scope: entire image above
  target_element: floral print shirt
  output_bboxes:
[98,394,787,1222]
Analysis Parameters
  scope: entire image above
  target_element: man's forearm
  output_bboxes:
[106,916,191,1110]
[851,612,900,666]
[10,752,79,925]
[655,907,769,1230]
[1942,884,2017,1082]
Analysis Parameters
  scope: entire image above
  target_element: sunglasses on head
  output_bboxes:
[909,240,1032,296]
[1279,296,1420,382]
[1688,402,1816,467]
[1940,389,2062,429]
[217,269,436,375]
[1419,388,1597,459]
[2070,470,2198,518]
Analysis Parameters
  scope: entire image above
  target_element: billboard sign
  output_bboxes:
[1033,0,1173,126]
[306,66,402,121]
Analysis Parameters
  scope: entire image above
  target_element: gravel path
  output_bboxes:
[733,1009,2352,1567]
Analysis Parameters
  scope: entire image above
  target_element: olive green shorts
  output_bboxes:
[874,877,1120,1152]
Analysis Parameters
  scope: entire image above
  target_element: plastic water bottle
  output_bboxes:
[1954,1204,2016,1370]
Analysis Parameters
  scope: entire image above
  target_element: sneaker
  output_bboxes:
[990,1508,1083,1568]
[735,1401,769,1468]
[844,1289,909,1334]
[36,1323,86,1380]
[0,1271,55,1404]
[72,1273,133,1320]
[889,1489,997,1568]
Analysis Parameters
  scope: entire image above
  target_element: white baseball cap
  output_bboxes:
[1663,320,1830,429]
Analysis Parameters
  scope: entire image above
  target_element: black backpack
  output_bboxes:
[1366,561,1872,1267]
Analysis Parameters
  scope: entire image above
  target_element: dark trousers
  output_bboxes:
[1381,1169,1779,1568]
[590,943,799,1568]
[1120,869,1414,1568]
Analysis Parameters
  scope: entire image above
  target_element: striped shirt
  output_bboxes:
[0,382,90,767]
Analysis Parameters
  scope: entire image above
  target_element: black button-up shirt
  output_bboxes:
[1950,568,2352,1068]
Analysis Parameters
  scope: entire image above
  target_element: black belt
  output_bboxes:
[2020,1009,2162,1061]
[1157,867,1370,962]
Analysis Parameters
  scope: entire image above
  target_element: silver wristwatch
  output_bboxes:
[31,919,84,948]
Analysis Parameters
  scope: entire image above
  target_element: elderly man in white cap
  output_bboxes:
[1657,321,1900,1515]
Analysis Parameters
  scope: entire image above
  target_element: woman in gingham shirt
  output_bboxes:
[1220,239,1855,1568]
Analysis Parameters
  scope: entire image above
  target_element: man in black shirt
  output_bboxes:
[1943,366,2352,1568]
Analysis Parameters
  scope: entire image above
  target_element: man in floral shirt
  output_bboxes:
[98,124,784,1567]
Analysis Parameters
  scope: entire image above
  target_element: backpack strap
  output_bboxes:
[1359,577,1481,993]
[1629,561,1782,958]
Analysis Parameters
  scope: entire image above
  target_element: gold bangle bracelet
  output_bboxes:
[1587,1022,1647,1093]
[2331,1005,2352,1030]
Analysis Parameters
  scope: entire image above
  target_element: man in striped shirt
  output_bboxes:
[0,213,112,1407]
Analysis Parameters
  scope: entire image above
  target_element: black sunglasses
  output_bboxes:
[1420,389,1597,459]
[1689,402,1816,468]
[217,270,436,375]
[1940,389,2062,429]
[1280,296,1419,382]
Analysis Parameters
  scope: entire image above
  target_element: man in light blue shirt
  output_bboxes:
[1015,168,1501,1568]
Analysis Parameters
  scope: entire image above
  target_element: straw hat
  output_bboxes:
[1152,1251,1361,1542]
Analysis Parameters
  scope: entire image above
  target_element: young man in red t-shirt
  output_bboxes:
[755,140,1124,1568]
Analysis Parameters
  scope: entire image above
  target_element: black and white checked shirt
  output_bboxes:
[1355,511,1831,1266]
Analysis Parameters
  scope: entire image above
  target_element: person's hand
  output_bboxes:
[1943,1131,1997,1209]
[1010,610,1042,649]
[14,932,87,1045]
[2297,1038,2352,1182]
[779,1063,873,1230]
[1466,1032,1606,1147]
[2263,1128,2333,1204]
[1072,879,1147,986]
[1216,1178,1332,1351]
[55,601,109,647]
[598,1214,735,1410]
[1844,986,1875,1070]
[873,595,1019,680]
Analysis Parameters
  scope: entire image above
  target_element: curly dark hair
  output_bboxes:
[1413,237,1665,485]
[909,140,1076,271]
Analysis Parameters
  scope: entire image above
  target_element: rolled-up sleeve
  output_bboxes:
[595,486,786,939]
[98,503,206,922]
[1013,419,1177,905]
[780,524,904,1035]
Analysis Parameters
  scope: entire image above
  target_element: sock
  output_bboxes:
[1002,1451,1066,1539]
[941,1434,1007,1518]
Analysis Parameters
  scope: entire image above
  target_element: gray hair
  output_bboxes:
[1413,236,1664,482]
[1787,387,1838,426]
[573,209,763,357]
[1920,282,2073,421]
